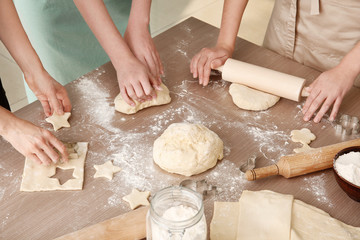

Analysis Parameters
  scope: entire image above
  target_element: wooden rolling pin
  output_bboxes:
[217,58,308,102]
[245,138,360,181]
[55,206,148,240]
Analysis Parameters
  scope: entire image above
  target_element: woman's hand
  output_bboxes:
[114,56,158,106]
[0,109,68,165]
[190,46,232,86]
[302,66,354,123]
[25,70,72,117]
[124,25,163,88]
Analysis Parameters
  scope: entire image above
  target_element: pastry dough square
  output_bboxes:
[20,142,88,192]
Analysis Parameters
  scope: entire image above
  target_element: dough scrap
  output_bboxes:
[229,83,280,111]
[153,123,224,176]
[20,142,88,192]
[45,112,71,131]
[293,143,314,153]
[93,160,121,180]
[291,128,316,153]
[209,190,360,240]
[114,83,171,114]
[290,128,316,144]
[122,189,150,210]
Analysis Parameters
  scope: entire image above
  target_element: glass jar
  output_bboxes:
[146,186,207,240]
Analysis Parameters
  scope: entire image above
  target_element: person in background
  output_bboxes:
[0,0,71,165]
[14,0,163,107]
[190,0,360,123]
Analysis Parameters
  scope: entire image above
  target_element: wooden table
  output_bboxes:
[1,18,359,239]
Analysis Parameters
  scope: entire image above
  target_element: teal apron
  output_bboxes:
[14,0,132,103]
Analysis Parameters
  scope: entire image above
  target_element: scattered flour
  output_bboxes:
[301,173,334,208]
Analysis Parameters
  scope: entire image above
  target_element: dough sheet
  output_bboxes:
[20,142,88,192]
[210,190,360,240]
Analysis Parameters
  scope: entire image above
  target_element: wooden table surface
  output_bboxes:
[1,17,359,239]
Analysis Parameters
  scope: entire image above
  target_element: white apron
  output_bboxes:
[263,0,360,86]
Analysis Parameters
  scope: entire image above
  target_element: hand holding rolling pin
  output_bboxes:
[190,46,233,86]
[302,42,360,123]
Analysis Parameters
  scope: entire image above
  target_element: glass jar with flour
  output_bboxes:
[146,186,207,240]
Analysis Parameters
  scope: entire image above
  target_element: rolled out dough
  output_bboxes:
[229,83,280,111]
[153,123,224,176]
[209,190,360,240]
[20,142,88,192]
[114,83,171,114]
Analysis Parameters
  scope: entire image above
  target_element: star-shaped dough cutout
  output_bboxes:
[122,189,150,210]
[93,160,121,180]
[45,112,71,131]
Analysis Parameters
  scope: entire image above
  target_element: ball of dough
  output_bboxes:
[153,123,224,176]
[229,83,280,111]
[114,83,171,114]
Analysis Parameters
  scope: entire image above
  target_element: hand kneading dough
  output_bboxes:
[114,83,171,114]
[153,123,223,176]
[229,83,280,111]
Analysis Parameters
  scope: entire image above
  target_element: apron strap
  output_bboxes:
[310,0,320,15]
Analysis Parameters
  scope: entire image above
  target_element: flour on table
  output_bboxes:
[20,142,88,192]
[93,160,121,180]
[153,123,224,176]
[114,83,171,114]
[45,112,71,131]
[122,189,150,210]
[229,83,280,111]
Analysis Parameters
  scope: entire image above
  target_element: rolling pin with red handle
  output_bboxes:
[217,58,309,102]
[246,138,360,181]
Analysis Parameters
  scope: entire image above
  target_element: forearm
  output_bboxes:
[127,0,151,31]
[0,107,19,137]
[0,0,45,84]
[73,0,134,67]
[217,0,248,53]
[338,41,360,82]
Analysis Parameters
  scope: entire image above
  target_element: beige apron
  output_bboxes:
[263,0,360,86]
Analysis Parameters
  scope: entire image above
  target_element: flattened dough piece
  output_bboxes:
[291,199,360,240]
[229,83,280,111]
[290,128,316,144]
[209,190,360,240]
[20,142,88,192]
[237,190,293,240]
[122,189,150,210]
[210,202,239,240]
[45,112,71,131]
[114,83,171,114]
[93,160,121,180]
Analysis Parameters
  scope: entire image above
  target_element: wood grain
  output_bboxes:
[1,18,360,240]
[246,138,360,180]
[55,207,148,240]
